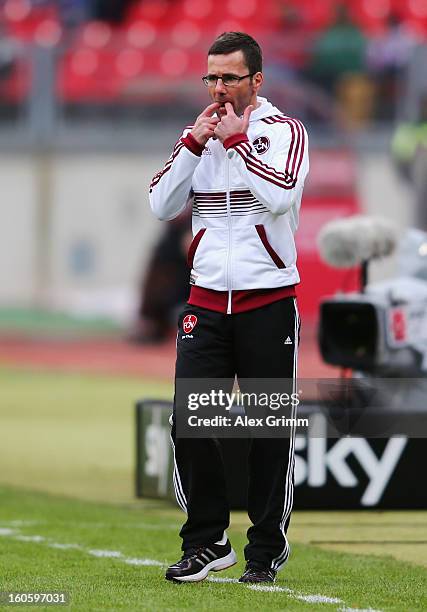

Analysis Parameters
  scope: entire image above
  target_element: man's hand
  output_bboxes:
[214,103,253,143]
[190,103,221,146]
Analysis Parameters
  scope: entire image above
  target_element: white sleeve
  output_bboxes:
[225,119,309,216]
[149,130,203,221]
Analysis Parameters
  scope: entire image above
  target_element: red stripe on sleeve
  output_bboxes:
[181,133,205,156]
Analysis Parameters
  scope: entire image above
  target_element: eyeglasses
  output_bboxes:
[201,73,255,87]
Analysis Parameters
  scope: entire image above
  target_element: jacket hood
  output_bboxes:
[249,96,282,122]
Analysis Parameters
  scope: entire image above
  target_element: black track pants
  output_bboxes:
[171,297,300,571]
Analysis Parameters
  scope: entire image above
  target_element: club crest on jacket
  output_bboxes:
[253,136,270,154]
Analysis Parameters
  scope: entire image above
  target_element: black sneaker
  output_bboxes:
[238,563,276,583]
[165,539,237,583]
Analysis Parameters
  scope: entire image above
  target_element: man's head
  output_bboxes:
[205,32,263,118]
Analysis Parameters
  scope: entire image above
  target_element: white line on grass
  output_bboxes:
[209,578,345,605]
[207,577,240,583]
[0,527,383,611]
[86,549,163,566]
[1,520,179,531]
[88,549,123,558]
[248,584,343,604]
[48,543,81,550]
[210,577,378,611]
[0,520,42,527]
[338,609,384,612]
[244,583,382,610]
[298,595,343,604]
[15,534,46,543]
[248,585,293,593]
[0,528,166,569]
[0,528,15,536]
[124,557,164,567]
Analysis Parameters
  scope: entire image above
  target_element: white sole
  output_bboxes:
[171,549,237,583]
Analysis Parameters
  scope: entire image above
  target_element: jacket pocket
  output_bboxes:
[255,224,286,269]
[187,228,206,268]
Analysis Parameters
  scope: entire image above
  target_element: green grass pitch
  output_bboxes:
[0,368,426,611]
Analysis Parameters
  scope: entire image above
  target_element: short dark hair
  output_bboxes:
[208,32,262,74]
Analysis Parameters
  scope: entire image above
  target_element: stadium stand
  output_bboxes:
[0,0,426,116]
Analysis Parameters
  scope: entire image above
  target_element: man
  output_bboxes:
[149,32,309,584]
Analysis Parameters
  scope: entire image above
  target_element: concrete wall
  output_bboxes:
[0,154,163,319]
[357,152,414,282]
[1,156,37,303]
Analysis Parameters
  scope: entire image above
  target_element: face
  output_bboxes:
[206,50,263,118]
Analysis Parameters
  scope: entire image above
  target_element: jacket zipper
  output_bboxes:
[226,155,232,314]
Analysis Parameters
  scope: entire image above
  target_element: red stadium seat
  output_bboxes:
[182,0,214,20]
[50,0,427,106]
[115,48,145,78]
[128,0,169,22]
[134,49,159,74]
[70,48,99,78]
[226,0,258,19]
[81,21,113,49]
[186,49,206,74]
[294,0,335,31]
[171,20,201,47]
[407,0,427,18]
[159,48,189,77]
[214,20,246,36]
[126,20,157,48]
[2,0,32,23]
[34,19,62,47]
[58,45,122,101]
[399,0,427,34]
[349,0,390,34]
[358,0,390,19]
[2,0,58,41]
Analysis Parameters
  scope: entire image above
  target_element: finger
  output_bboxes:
[225,102,236,116]
[200,102,221,117]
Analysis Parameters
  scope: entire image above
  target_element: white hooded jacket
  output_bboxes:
[149,97,309,313]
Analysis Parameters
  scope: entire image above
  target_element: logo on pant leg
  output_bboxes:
[183,314,198,334]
